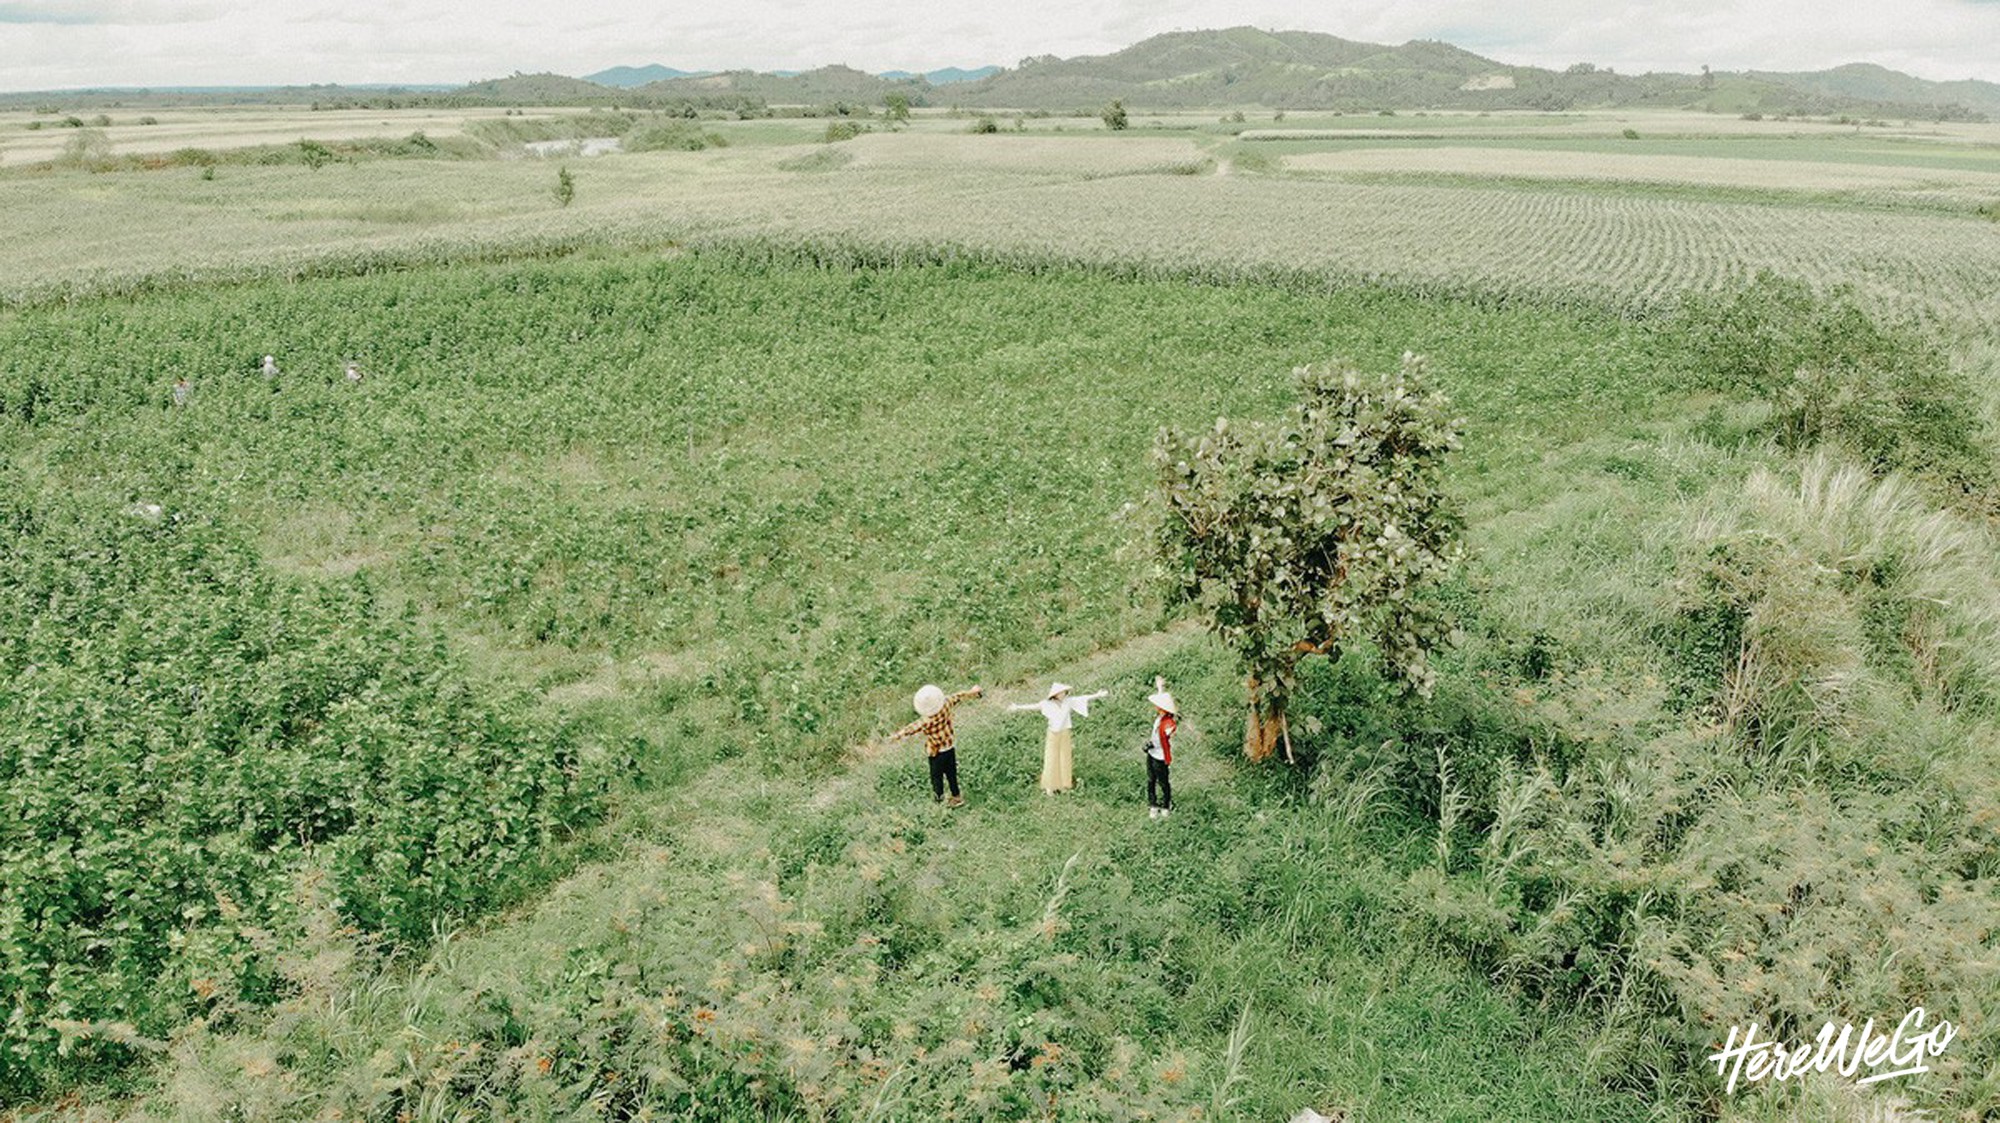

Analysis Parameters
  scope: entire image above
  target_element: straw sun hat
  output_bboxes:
[913,683,946,717]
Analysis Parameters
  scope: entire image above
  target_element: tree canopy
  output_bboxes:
[1153,355,1464,759]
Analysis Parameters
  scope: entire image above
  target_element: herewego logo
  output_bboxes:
[1708,1008,1957,1094]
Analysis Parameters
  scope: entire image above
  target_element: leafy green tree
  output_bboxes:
[1153,355,1464,760]
[1101,99,1129,130]
[555,165,575,206]
[883,90,912,124]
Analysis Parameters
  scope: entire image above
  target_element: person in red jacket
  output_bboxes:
[1145,676,1177,819]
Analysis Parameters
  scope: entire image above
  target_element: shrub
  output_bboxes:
[969,114,999,134]
[1672,272,1993,504]
[822,120,867,142]
[624,119,726,151]
[1101,100,1128,130]
[56,127,114,170]
[0,483,600,1099]
[554,165,575,206]
[297,138,335,170]
[1387,454,2000,1109]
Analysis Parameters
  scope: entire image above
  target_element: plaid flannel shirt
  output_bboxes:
[896,689,979,756]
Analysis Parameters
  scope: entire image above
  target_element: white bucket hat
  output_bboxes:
[1046,682,1072,699]
[913,683,946,717]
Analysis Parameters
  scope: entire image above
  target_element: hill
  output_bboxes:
[1748,62,2000,118]
[636,63,924,105]
[454,72,627,103]
[584,63,710,87]
[945,26,1990,119]
[878,65,1002,84]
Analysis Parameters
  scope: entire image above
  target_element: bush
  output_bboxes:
[822,120,867,142]
[1380,454,2000,1109]
[969,114,999,134]
[623,119,727,152]
[56,127,114,170]
[0,483,600,1099]
[1101,100,1128,130]
[297,138,336,170]
[1672,272,1993,504]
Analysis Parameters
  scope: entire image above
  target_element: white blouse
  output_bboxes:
[1011,692,1107,732]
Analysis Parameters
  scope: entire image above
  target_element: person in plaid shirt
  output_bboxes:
[892,683,983,806]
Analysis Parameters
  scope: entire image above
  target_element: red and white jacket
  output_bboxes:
[1148,713,1176,765]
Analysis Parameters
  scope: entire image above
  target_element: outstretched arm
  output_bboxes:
[1008,702,1041,712]
[1078,690,1108,703]
[891,720,923,740]
[949,686,983,704]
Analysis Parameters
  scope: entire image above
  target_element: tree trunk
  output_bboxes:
[1242,676,1289,762]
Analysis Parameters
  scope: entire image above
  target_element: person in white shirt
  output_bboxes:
[260,355,280,379]
[1010,682,1106,795]
[171,377,191,406]
[344,360,363,383]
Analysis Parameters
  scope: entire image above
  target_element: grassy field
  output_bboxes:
[4,105,1999,1120]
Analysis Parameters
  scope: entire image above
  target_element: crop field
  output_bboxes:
[0,106,547,166]
[4,125,2000,325]
[1280,144,2000,198]
[4,103,2000,1121]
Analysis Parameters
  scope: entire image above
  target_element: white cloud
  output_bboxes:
[3,0,1999,92]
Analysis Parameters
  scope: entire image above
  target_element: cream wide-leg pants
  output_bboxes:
[1041,727,1075,794]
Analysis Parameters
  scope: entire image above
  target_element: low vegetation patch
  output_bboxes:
[0,477,601,1101]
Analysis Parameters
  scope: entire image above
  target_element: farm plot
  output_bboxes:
[4,131,1997,324]
[1281,144,2000,201]
[0,250,1688,1118]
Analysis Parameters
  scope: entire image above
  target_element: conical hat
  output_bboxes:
[1046,682,1071,699]
[1148,690,1177,715]
[913,683,946,717]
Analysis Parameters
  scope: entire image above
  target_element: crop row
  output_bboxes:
[3,146,1997,324]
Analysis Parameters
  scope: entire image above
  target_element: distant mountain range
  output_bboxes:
[568,28,1997,118]
[4,29,1993,120]
[583,64,710,87]
[877,66,1001,85]
[584,63,999,89]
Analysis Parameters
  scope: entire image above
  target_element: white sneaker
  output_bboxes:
[1160,809,1171,819]
[1148,807,1160,819]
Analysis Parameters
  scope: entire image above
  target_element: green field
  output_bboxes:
[4,107,1999,1121]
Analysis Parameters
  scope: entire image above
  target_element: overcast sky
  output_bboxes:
[4,0,1999,92]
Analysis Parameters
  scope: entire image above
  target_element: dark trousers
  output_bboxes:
[1146,755,1171,810]
[929,748,961,800]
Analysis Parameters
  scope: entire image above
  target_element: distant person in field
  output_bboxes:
[1144,676,1177,819]
[1010,682,1106,795]
[171,376,191,407]
[345,360,363,383]
[260,354,280,379]
[892,683,982,806]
